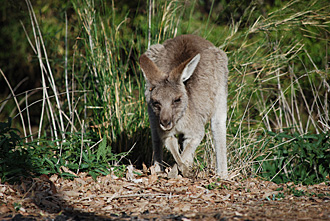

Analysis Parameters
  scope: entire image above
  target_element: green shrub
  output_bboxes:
[0,118,125,183]
[256,131,330,185]
[0,118,36,183]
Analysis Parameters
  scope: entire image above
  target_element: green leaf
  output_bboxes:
[89,171,98,181]
[97,137,108,162]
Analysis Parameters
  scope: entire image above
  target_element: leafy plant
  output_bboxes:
[256,131,330,185]
[0,117,126,183]
[0,118,36,183]
[28,132,127,180]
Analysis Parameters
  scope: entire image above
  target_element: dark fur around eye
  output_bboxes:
[174,97,181,104]
[152,100,161,108]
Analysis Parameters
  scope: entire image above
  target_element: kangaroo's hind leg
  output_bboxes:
[211,92,228,179]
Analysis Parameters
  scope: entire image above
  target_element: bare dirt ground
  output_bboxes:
[1,167,330,220]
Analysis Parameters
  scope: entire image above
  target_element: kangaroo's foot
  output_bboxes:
[178,163,195,178]
[168,164,179,179]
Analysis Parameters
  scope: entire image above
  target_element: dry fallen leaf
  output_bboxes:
[148,174,158,184]
[63,190,80,197]
[0,204,11,214]
[60,166,78,177]
[126,165,135,181]
[142,163,149,174]
[262,190,278,199]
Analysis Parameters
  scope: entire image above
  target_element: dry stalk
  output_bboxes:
[0,69,27,140]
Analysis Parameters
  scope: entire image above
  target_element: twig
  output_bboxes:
[77,120,84,174]
[270,155,296,182]
[13,90,86,119]
[77,193,178,202]
[25,91,33,141]
[65,11,72,122]
[148,0,152,49]
[89,138,103,150]
[0,69,27,140]
[0,77,29,112]
[115,142,137,166]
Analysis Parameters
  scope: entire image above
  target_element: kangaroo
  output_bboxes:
[139,35,228,178]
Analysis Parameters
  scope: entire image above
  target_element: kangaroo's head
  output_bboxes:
[139,53,200,131]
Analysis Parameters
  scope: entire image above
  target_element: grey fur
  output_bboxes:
[139,35,228,178]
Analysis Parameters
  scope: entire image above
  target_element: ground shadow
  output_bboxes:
[3,174,191,221]
[111,126,176,170]
[3,175,159,220]
[111,127,153,169]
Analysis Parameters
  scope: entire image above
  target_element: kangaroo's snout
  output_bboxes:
[160,118,172,131]
[159,108,173,130]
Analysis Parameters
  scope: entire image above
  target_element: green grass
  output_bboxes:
[0,0,329,184]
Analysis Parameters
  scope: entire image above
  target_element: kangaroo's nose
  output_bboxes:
[160,119,172,131]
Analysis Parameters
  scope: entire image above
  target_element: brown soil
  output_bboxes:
[1,168,329,220]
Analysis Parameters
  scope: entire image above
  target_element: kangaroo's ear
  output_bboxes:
[139,54,164,84]
[169,53,201,83]
[181,53,200,82]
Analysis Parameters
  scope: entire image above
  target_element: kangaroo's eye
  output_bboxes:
[153,100,161,108]
[174,97,181,104]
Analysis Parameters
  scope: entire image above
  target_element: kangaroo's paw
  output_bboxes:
[153,162,163,173]
[216,170,229,180]
[179,163,195,178]
[168,164,179,179]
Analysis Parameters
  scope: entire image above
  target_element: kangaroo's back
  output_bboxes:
[147,35,214,72]
[162,35,214,68]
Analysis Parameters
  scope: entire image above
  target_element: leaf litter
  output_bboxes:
[0,165,329,220]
